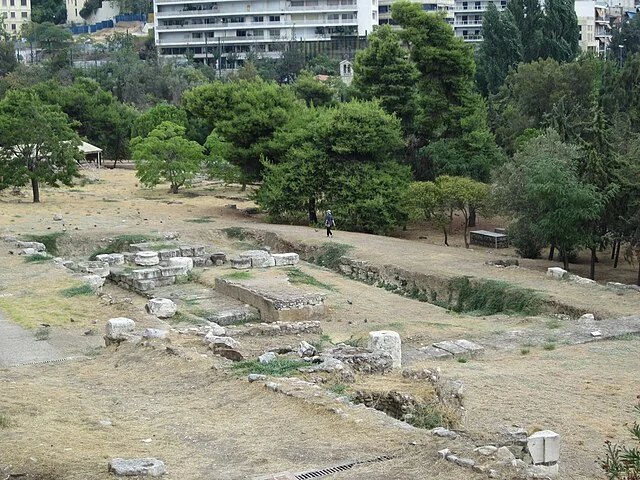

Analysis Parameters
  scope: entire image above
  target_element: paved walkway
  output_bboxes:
[0,310,63,367]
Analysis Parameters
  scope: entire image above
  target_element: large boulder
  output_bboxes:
[203,334,240,350]
[105,317,135,346]
[108,458,166,477]
[145,298,177,318]
[369,330,401,369]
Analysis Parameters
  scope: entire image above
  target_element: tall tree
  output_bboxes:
[132,121,204,194]
[507,0,544,62]
[541,0,580,63]
[132,103,187,138]
[0,89,82,203]
[352,25,419,126]
[476,4,523,96]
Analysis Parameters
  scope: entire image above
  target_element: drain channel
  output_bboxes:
[8,356,76,368]
[294,455,394,479]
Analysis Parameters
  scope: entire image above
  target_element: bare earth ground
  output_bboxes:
[1,167,639,479]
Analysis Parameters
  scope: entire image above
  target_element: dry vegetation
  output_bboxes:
[1,168,640,479]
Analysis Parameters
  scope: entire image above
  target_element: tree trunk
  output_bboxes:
[308,197,317,224]
[590,247,596,280]
[463,214,469,248]
[548,244,555,261]
[637,260,640,287]
[442,227,449,246]
[170,183,179,194]
[562,249,569,270]
[611,240,617,260]
[111,158,118,169]
[614,241,621,268]
[468,206,477,227]
[241,183,247,191]
[31,178,40,203]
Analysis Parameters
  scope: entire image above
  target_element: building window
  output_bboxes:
[327,13,339,20]
[269,15,280,22]
[9,0,13,6]
[253,15,264,22]
[462,2,468,9]
[372,10,376,19]
[236,30,247,36]
[269,29,280,37]
[291,0,303,5]
[1,0,6,7]
[10,11,15,17]
[474,1,480,8]
[21,11,27,16]
[11,23,16,30]
[20,0,25,5]
[192,32,202,38]
[378,5,388,13]
[342,12,353,19]
[253,29,263,36]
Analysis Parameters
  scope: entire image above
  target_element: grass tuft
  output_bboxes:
[185,218,214,223]
[0,413,10,428]
[543,343,556,351]
[59,284,94,297]
[313,243,353,270]
[284,268,336,291]
[23,254,52,263]
[546,318,562,329]
[328,384,347,395]
[405,403,457,429]
[22,232,65,256]
[521,348,530,355]
[222,227,247,240]
[89,234,157,260]
[227,358,308,376]
[447,277,544,316]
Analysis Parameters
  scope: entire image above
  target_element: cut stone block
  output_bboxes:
[231,257,252,270]
[81,274,105,290]
[135,251,160,266]
[272,253,300,266]
[579,313,595,322]
[369,330,402,369]
[16,241,46,252]
[95,253,125,266]
[528,430,560,464]
[418,346,453,359]
[239,250,274,268]
[547,267,567,279]
[146,298,177,318]
[454,339,484,355]
[105,317,135,342]
[159,265,189,277]
[203,334,240,350]
[157,249,180,261]
[433,340,469,356]
[167,257,193,271]
[193,246,206,256]
[130,268,163,280]
[108,457,166,477]
[76,261,110,278]
[180,246,195,257]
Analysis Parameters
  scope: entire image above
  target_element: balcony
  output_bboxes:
[454,19,482,26]
[156,3,357,18]
[156,18,357,30]
[453,2,504,11]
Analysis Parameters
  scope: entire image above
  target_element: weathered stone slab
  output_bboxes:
[528,430,560,464]
[259,351,277,363]
[418,346,453,359]
[108,458,166,477]
[454,339,484,355]
[143,328,170,339]
[16,241,46,251]
[95,253,125,265]
[240,250,275,268]
[192,246,206,256]
[157,249,180,261]
[272,253,299,266]
[81,274,105,290]
[369,330,402,369]
[203,334,240,350]
[130,268,163,280]
[159,265,189,277]
[167,257,193,272]
[105,318,135,345]
[76,261,110,278]
[135,251,160,266]
[547,267,567,279]
[433,340,469,356]
[324,346,392,374]
[146,298,177,318]
[231,257,252,269]
[180,246,195,257]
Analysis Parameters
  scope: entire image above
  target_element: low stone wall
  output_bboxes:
[215,278,327,323]
[352,390,425,422]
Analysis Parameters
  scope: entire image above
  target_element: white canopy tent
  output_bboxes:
[78,141,103,166]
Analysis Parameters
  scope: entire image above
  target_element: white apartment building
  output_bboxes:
[66,0,119,25]
[452,0,507,43]
[154,0,376,67]
[378,0,454,27]
[1,0,30,38]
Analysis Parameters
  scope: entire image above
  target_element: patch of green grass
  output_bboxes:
[22,232,65,256]
[520,348,530,355]
[0,413,10,428]
[89,234,157,260]
[59,284,94,297]
[34,327,51,341]
[546,318,562,329]
[222,227,247,240]
[183,298,201,306]
[23,254,52,263]
[227,358,308,376]
[343,335,368,348]
[447,277,544,316]
[310,334,333,351]
[543,343,556,351]
[184,218,214,223]
[457,357,468,363]
[405,403,455,429]
[328,383,347,395]
[522,341,536,348]
[222,271,254,280]
[313,243,353,270]
[612,333,636,341]
[284,268,336,291]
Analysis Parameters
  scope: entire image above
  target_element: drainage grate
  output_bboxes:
[8,356,76,368]
[294,455,394,480]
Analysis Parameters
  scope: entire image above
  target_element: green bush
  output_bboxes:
[222,227,247,240]
[22,232,65,256]
[601,400,640,479]
[284,267,335,291]
[227,358,308,376]
[507,222,545,259]
[405,403,454,430]
[0,413,10,428]
[313,243,353,270]
[448,277,544,316]
[23,254,52,263]
[59,284,94,297]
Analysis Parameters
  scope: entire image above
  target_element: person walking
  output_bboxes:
[324,210,335,237]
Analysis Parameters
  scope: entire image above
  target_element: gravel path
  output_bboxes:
[0,310,63,367]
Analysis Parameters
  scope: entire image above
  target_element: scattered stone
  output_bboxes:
[474,445,498,456]
[546,267,567,279]
[53,214,63,221]
[445,454,458,463]
[488,469,500,478]
[591,330,602,337]
[16,241,46,252]
[225,204,237,209]
[570,275,596,285]
[145,298,177,318]
[418,346,453,359]
[579,313,595,322]
[76,261,110,278]
[298,341,317,357]
[217,348,244,361]
[20,248,37,255]
[454,339,484,355]
[135,251,160,266]
[208,322,226,336]
[485,259,519,267]
[108,458,166,477]
[272,253,299,266]
[142,329,169,339]
[248,374,267,383]
[432,340,469,356]
[369,330,402,369]
[432,427,458,439]
[496,446,516,463]
[105,317,135,345]
[81,274,105,291]
[265,382,279,391]
[323,345,393,374]
[259,351,277,364]
[203,334,240,350]
[239,250,275,268]
[437,448,451,458]
[454,457,476,468]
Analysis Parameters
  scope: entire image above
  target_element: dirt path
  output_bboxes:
[0,310,63,368]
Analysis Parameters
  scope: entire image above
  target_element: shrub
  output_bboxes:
[22,232,65,256]
[448,277,544,316]
[59,284,94,297]
[222,227,247,240]
[313,243,353,270]
[23,254,52,263]
[0,413,10,428]
[507,223,545,259]
[406,403,456,430]
[227,358,308,376]
[601,400,640,479]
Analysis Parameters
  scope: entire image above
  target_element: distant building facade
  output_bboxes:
[1,0,30,37]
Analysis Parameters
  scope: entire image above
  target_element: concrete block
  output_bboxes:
[146,298,177,318]
[130,268,163,280]
[547,267,567,279]
[272,253,300,266]
[369,330,402,369]
[108,458,166,477]
[135,251,160,266]
[528,430,560,464]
